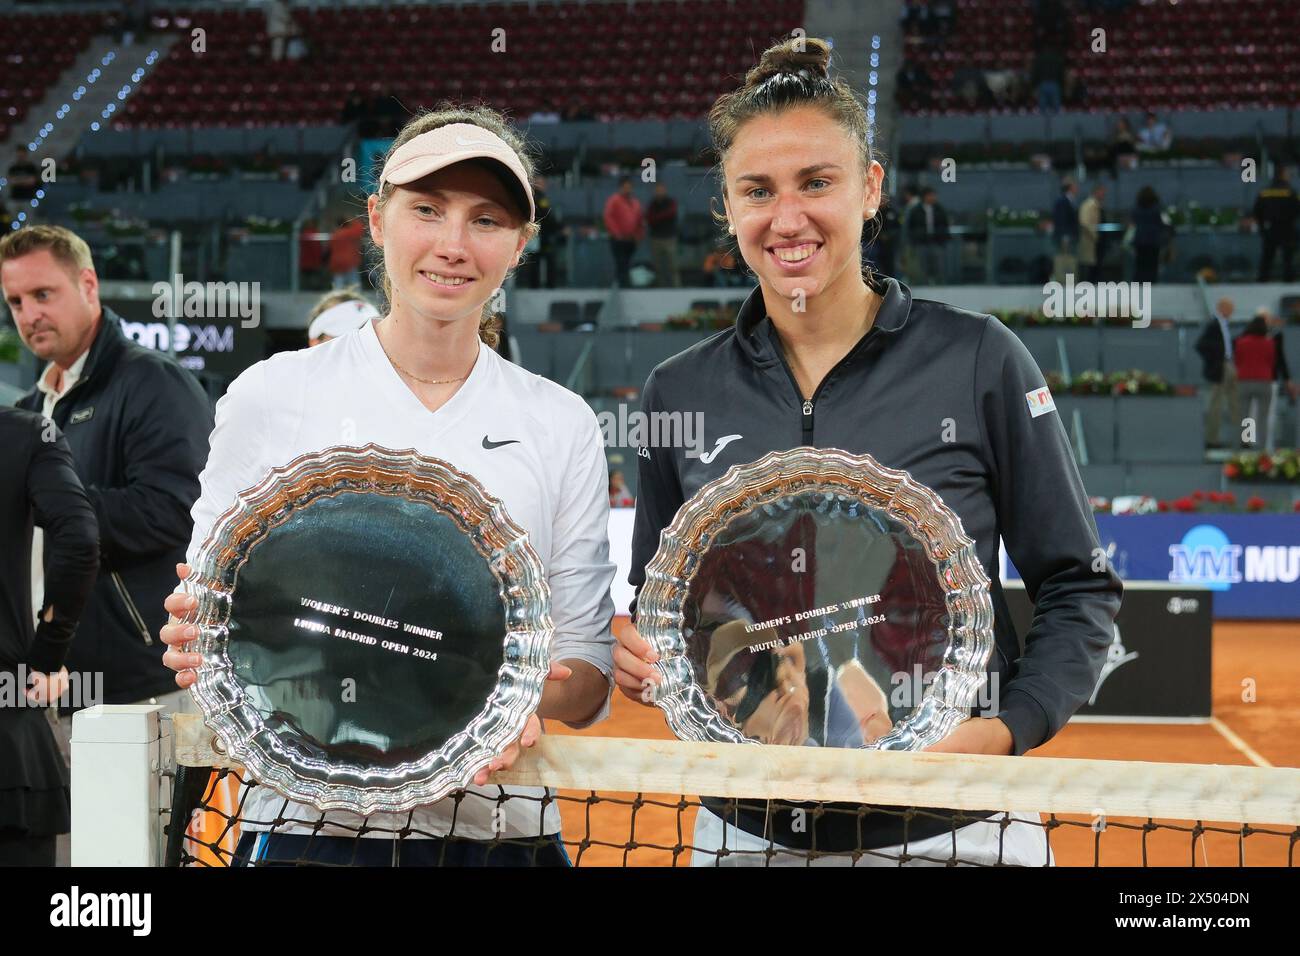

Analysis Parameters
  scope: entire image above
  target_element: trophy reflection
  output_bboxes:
[704,619,894,747]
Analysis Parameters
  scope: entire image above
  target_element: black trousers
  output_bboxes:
[610,238,637,287]
[0,829,56,866]
[1134,244,1160,283]
[1258,234,1296,282]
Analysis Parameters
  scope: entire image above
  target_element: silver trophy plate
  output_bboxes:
[638,448,993,751]
[181,443,552,815]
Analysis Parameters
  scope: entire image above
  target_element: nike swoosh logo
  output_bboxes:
[699,434,742,464]
[482,436,520,450]
[455,136,497,148]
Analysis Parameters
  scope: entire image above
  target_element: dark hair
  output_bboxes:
[1135,185,1159,208]
[369,103,540,349]
[1243,316,1269,337]
[707,35,881,280]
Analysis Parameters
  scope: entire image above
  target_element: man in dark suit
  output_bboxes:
[906,187,950,285]
[1254,169,1299,283]
[1,225,214,754]
[1195,297,1243,449]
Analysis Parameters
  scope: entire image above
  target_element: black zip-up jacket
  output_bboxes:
[17,309,215,706]
[0,408,98,833]
[631,278,1123,760]
[0,408,99,675]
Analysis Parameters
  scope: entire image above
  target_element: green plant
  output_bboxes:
[1223,448,1300,483]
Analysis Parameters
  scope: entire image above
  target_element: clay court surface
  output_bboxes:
[544,619,1299,867]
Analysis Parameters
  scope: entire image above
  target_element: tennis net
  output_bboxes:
[69,707,1300,867]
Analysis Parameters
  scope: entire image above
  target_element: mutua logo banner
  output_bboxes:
[1000,515,1300,620]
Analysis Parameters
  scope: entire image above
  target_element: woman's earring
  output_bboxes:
[727,223,736,235]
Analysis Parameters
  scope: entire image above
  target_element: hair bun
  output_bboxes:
[747,36,832,87]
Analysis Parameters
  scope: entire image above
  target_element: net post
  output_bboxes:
[70,704,169,866]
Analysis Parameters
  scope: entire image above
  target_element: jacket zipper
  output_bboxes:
[773,330,878,446]
[111,571,154,645]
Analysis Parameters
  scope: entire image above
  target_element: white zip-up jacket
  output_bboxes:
[185,318,616,840]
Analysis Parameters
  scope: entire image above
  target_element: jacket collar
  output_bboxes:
[734,276,914,368]
[71,306,128,391]
[21,307,126,409]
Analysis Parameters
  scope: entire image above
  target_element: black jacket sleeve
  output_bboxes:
[628,371,687,621]
[88,360,213,570]
[27,422,100,674]
[975,318,1123,754]
[1194,320,1219,362]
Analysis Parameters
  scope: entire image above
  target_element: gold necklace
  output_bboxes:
[376,321,474,385]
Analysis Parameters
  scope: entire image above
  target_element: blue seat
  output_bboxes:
[1115,397,1204,462]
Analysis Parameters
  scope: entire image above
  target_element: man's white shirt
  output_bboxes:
[185,318,616,840]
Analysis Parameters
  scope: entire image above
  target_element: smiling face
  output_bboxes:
[721,106,882,305]
[2,248,100,365]
[368,160,528,327]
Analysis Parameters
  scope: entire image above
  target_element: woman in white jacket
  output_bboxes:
[157,105,616,866]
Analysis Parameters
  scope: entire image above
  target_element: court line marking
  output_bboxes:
[1210,716,1273,768]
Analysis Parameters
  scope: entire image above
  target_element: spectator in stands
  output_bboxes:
[1196,297,1244,449]
[1253,168,1298,283]
[984,69,1024,110]
[897,185,921,282]
[265,0,293,62]
[298,217,328,290]
[1233,314,1278,447]
[341,91,367,127]
[0,407,99,867]
[1129,186,1168,283]
[952,66,993,110]
[609,470,634,508]
[1109,116,1138,173]
[1263,308,1299,449]
[306,288,380,347]
[1053,180,1079,255]
[329,215,367,290]
[603,177,644,288]
[906,187,950,284]
[1032,46,1066,114]
[1078,184,1106,281]
[1,225,214,767]
[526,175,563,289]
[703,244,745,287]
[865,201,900,279]
[896,62,934,111]
[646,184,681,288]
[116,0,147,45]
[1136,112,1172,154]
[7,148,38,204]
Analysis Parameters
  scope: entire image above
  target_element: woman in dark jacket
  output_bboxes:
[0,407,99,865]
[1131,185,1167,283]
[612,37,1122,867]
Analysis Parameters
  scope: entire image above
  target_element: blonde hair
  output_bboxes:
[369,104,540,349]
[0,223,96,278]
[307,285,371,323]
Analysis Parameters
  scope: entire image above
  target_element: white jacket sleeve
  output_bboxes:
[545,408,617,729]
[185,360,271,567]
